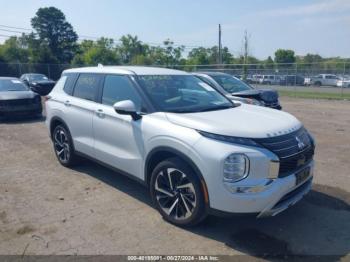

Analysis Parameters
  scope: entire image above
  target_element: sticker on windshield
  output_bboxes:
[198,82,214,91]
[11,80,22,84]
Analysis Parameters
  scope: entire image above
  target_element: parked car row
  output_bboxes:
[244,74,349,87]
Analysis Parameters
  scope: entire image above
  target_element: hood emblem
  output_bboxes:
[296,136,306,150]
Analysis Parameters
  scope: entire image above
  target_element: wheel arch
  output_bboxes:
[145,146,209,205]
[49,116,71,141]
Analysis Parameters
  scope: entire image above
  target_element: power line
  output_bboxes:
[0,23,239,54]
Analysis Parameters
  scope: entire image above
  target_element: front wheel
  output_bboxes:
[52,125,78,167]
[150,158,206,227]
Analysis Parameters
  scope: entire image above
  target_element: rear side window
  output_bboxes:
[73,74,102,101]
[102,75,141,110]
[63,73,78,95]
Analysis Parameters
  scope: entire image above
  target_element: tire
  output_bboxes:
[314,81,322,86]
[52,124,78,167]
[150,157,207,227]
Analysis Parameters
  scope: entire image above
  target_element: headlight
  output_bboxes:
[223,153,249,182]
[198,131,261,147]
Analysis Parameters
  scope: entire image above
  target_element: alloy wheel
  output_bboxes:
[54,127,70,162]
[154,168,197,220]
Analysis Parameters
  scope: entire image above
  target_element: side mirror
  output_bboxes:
[113,100,142,120]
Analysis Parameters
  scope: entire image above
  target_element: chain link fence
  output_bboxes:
[1,62,350,99]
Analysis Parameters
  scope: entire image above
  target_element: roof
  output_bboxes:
[64,66,190,76]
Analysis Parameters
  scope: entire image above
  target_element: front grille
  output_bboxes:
[2,98,36,106]
[254,127,315,177]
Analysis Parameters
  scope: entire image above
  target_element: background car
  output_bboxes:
[0,77,42,119]
[304,74,340,86]
[20,73,56,96]
[336,77,350,88]
[193,72,282,109]
[259,75,283,85]
[280,75,305,86]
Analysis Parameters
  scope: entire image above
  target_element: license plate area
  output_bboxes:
[295,167,311,185]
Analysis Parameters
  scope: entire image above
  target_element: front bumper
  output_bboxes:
[210,161,314,217]
[0,104,42,117]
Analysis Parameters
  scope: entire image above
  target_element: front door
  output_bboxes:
[93,74,145,179]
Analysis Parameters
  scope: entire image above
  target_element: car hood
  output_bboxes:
[0,91,37,100]
[232,89,279,102]
[166,104,301,138]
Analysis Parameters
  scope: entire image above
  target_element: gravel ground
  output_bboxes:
[0,97,349,259]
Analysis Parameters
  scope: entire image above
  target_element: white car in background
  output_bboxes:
[45,66,315,226]
[259,75,282,85]
[336,77,350,88]
[304,74,340,86]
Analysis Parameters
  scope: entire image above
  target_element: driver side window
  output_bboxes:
[102,75,142,111]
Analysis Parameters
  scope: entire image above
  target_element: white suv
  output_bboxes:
[45,66,315,226]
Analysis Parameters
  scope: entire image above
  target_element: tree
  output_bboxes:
[72,38,120,65]
[264,56,274,69]
[31,7,78,63]
[303,53,323,64]
[162,39,184,66]
[0,36,29,63]
[274,49,296,64]
[119,35,148,64]
[188,47,210,65]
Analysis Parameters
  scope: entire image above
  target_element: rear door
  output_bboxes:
[93,74,146,179]
[64,73,103,157]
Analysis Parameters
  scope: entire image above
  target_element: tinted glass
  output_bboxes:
[28,74,48,81]
[102,75,141,110]
[138,75,232,113]
[63,73,78,95]
[211,75,252,93]
[0,79,29,92]
[73,74,101,101]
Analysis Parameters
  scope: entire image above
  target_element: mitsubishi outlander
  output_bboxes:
[45,66,315,226]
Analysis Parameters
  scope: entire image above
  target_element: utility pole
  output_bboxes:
[243,30,249,80]
[218,24,222,65]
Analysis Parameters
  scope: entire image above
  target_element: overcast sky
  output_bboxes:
[1,0,349,59]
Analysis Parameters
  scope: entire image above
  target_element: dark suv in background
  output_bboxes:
[20,73,56,96]
[193,72,282,110]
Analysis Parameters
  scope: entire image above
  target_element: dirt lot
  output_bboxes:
[0,97,349,259]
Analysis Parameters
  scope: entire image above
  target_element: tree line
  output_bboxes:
[0,7,349,72]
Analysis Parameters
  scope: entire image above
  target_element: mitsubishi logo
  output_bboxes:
[296,136,305,150]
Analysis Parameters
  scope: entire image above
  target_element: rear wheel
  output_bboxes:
[150,158,206,227]
[52,125,78,167]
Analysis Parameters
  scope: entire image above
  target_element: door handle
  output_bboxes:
[64,100,71,107]
[96,109,105,118]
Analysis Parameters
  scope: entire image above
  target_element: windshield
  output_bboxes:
[0,79,29,92]
[137,75,233,113]
[211,75,253,93]
[29,74,48,81]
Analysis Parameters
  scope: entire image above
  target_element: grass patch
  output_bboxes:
[278,90,350,100]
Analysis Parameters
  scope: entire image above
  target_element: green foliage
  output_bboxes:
[31,6,78,63]
[72,38,120,66]
[0,36,29,63]
[274,49,296,64]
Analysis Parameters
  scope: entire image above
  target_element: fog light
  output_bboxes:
[223,154,249,182]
